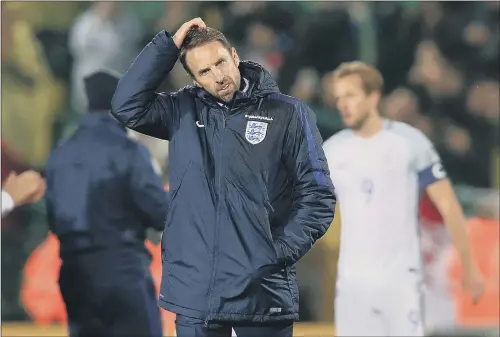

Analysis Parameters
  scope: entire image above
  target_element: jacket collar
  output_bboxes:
[80,111,126,133]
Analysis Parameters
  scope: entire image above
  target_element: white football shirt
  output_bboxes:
[323,120,447,282]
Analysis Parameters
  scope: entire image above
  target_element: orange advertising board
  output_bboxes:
[449,217,499,326]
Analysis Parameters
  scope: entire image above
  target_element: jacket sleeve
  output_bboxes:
[129,144,169,231]
[275,101,337,266]
[111,31,181,141]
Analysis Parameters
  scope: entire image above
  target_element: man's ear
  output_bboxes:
[232,47,240,67]
[193,80,201,87]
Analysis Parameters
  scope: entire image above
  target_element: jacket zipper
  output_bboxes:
[204,110,228,328]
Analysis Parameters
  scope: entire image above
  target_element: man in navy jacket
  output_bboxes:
[46,71,167,337]
[112,18,336,337]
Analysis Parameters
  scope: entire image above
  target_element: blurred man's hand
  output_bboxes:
[462,263,485,304]
[3,170,46,206]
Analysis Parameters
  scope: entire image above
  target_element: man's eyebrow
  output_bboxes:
[198,67,210,75]
[197,58,226,75]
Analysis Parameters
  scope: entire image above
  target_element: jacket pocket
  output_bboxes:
[164,161,193,229]
[272,239,287,266]
[262,197,287,266]
[162,161,196,263]
[260,206,279,260]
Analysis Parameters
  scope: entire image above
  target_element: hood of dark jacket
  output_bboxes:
[238,60,280,98]
[84,70,121,112]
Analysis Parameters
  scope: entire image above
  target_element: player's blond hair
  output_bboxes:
[332,61,384,95]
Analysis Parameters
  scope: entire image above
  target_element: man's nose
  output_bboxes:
[213,69,224,83]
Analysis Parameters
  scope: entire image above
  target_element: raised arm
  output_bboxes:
[111,18,207,140]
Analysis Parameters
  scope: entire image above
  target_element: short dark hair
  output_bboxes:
[179,27,233,77]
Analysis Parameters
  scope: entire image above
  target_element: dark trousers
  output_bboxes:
[59,249,163,337]
[175,315,294,337]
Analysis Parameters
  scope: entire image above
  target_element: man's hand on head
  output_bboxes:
[172,17,207,49]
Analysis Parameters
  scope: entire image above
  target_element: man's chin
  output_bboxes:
[219,92,235,103]
[342,119,355,128]
[345,120,365,131]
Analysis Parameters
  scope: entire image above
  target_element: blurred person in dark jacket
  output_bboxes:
[45,70,168,337]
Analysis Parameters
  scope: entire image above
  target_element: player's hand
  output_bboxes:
[461,264,485,304]
[172,17,207,48]
[3,170,46,206]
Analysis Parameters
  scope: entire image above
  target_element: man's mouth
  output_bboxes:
[218,83,230,92]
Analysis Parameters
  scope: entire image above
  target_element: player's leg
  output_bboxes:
[233,320,293,337]
[175,315,232,337]
[335,281,388,336]
[59,263,107,337]
[383,283,425,337]
[105,277,163,337]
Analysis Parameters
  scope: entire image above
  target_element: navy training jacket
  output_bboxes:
[46,113,168,257]
[111,31,336,324]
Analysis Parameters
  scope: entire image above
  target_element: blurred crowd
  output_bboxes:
[1,1,499,322]
[2,1,499,187]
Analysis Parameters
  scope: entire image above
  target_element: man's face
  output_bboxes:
[333,74,379,130]
[186,41,241,103]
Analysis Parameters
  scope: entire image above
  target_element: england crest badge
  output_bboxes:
[245,121,268,145]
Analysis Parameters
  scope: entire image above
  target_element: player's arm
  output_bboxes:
[2,171,45,217]
[426,178,475,266]
[1,190,15,217]
[275,101,337,266]
[414,141,474,268]
[411,129,484,298]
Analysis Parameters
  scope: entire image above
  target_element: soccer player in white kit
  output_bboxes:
[322,61,485,336]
